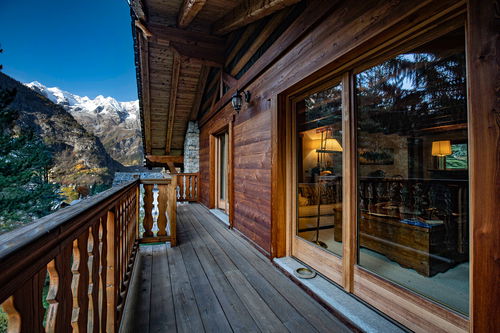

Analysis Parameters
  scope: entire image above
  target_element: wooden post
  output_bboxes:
[106,210,116,333]
[466,0,500,331]
[341,72,356,292]
[169,176,178,246]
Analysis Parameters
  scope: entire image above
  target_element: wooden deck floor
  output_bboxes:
[126,203,352,333]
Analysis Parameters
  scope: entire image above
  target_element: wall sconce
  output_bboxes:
[231,90,251,112]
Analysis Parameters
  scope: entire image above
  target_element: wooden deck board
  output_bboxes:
[186,206,314,332]
[127,203,352,333]
[135,246,153,333]
[189,204,351,333]
[167,245,205,333]
[177,222,233,332]
[179,208,261,332]
[149,244,176,333]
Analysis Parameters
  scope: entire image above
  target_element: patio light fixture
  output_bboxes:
[231,90,251,112]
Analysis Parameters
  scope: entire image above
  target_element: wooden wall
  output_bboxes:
[199,0,470,256]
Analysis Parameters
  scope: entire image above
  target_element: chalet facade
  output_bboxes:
[132,0,498,332]
[0,0,497,332]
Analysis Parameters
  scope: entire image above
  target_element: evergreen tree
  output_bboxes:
[0,88,61,233]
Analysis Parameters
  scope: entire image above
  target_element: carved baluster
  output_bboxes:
[46,244,72,333]
[1,296,20,333]
[90,223,100,333]
[157,184,168,236]
[71,234,86,333]
[1,267,47,332]
[99,216,108,333]
[143,184,154,237]
[186,175,192,201]
[70,231,89,333]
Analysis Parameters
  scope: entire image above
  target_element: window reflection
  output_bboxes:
[296,82,343,257]
[356,29,469,315]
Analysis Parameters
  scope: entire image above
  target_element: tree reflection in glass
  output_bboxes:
[356,28,469,315]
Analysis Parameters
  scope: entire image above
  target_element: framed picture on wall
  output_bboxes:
[358,148,395,165]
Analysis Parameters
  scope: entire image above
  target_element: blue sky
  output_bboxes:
[0,0,138,101]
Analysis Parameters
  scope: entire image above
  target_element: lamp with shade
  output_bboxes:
[312,128,343,248]
[432,140,452,170]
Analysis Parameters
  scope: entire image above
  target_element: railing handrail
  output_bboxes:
[139,178,172,185]
[0,179,139,263]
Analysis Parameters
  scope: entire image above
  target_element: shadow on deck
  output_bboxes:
[121,203,352,333]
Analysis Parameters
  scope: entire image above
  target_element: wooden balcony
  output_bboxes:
[122,204,351,332]
[0,174,351,332]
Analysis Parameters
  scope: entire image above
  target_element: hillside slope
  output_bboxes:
[26,81,142,165]
[0,72,121,186]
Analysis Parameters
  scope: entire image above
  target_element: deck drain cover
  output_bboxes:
[294,267,316,279]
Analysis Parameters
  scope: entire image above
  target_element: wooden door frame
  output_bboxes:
[271,7,475,332]
[209,121,234,227]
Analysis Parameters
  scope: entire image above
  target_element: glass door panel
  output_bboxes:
[355,28,469,315]
[216,132,229,212]
[296,81,343,257]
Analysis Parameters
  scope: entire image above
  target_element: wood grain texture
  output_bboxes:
[177,0,206,28]
[353,266,468,333]
[212,0,301,35]
[466,0,500,331]
[123,204,350,332]
[341,72,356,292]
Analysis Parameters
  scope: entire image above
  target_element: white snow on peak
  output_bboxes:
[24,81,139,123]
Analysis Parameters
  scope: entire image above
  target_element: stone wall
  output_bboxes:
[183,121,200,173]
[112,171,168,186]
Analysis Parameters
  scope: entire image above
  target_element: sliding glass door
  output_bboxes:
[288,25,469,328]
[355,27,469,315]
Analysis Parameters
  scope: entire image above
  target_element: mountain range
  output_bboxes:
[0,72,120,187]
[25,81,143,166]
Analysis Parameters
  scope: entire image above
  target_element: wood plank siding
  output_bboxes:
[198,0,469,256]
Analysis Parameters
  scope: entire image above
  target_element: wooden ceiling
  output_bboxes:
[132,0,301,167]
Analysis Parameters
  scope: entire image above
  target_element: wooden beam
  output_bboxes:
[190,65,209,120]
[178,0,206,28]
[212,0,301,35]
[467,0,500,331]
[131,0,146,21]
[148,24,225,49]
[148,24,225,66]
[170,43,224,67]
[225,22,258,67]
[221,72,237,87]
[230,7,291,76]
[135,20,152,38]
[165,51,181,153]
[138,32,152,154]
[167,162,178,174]
[145,155,184,164]
[200,0,339,127]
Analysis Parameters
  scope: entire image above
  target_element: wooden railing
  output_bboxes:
[0,176,180,332]
[139,178,177,246]
[176,173,199,202]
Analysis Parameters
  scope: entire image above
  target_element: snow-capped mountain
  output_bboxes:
[25,81,143,166]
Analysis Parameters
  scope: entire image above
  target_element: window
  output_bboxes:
[296,82,343,257]
[355,28,469,315]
